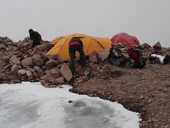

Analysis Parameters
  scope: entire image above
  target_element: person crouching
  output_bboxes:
[29,29,42,47]
[69,37,86,75]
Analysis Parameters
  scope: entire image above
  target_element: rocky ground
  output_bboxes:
[0,36,170,128]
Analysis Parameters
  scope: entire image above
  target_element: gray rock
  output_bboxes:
[26,70,33,77]
[21,57,33,67]
[18,69,27,75]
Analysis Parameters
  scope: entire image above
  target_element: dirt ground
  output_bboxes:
[72,63,170,128]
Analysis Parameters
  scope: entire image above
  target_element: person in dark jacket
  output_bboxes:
[29,29,42,47]
[69,37,86,75]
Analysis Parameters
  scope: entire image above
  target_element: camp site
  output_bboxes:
[0,1,170,128]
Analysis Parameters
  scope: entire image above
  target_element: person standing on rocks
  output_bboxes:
[29,29,42,47]
[69,37,86,75]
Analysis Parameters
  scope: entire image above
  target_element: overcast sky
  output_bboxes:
[0,0,170,46]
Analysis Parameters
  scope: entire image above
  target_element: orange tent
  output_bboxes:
[47,33,112,60]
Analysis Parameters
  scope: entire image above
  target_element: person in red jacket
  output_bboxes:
[69,37,86,75]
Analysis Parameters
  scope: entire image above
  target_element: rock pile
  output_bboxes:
[0,36,168,87]
[0,36,128,87]
[0,37,57,86]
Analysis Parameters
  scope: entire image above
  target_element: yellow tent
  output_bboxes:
[46,33,112,60]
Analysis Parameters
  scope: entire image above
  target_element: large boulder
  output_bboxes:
[60,63,73,81]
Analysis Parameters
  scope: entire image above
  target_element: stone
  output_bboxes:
[141,43,151,50]
[40,75,52,81]
[33,54,44,66]
[7,75,19,83]
[26,70,33,77]
[40,74,63,85]
[49,67,61,76]
[98,48,110,61]
[33,66,45,77]
[32,54,41,61]
[89,63,98,71]
[89,51,98,63]
[17,69,27,75]
[47,54,59,60]
[34,59,44,66]
[153,41,162,50]
[0,38,3,43]
[60,63,73,81]
[35,43,53,52]
[0,73,5,81]
[55,77,64,84]
[10,55,20,65]
[0,44,6,50]
[21,57,33,67]
[45,59,58,67]
[11,64,18,74]
[22,41,31,47]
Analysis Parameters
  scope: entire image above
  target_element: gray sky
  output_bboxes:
[0,0,170,46]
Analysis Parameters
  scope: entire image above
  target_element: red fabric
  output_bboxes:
[69,41,81,46]
[128,49,140,62]
[111,33,140,47]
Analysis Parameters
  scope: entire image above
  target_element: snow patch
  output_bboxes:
[0,82,141,128]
